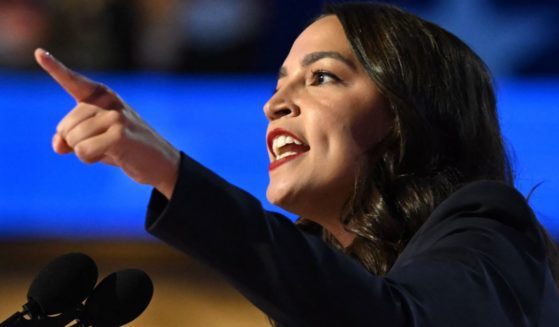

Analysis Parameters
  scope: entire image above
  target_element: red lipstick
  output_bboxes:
[269,152,306,171]
[267,128,309,171]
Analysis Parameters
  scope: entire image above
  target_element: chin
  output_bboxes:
[266,185,300,213]
[266,186,288,207]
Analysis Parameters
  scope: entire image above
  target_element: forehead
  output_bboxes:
[287,15,353,61]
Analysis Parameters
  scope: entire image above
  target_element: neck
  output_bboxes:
[296,205,356,248]
[304,212,355,248]
[324,221,355,248]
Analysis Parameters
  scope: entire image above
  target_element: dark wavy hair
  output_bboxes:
[294,2,559,283]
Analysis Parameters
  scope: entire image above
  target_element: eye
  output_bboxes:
[310,70,341,86]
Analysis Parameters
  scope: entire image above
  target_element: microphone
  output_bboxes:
[73,269,154,327]
[0,252,98,327]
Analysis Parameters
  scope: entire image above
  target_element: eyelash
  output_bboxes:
[272,70,342,93]
[310,70,341,86]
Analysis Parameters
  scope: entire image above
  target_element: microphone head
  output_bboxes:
[27,252,98,315]
[85,269,153,326]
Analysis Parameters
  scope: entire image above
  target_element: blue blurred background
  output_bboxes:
[1,0,558,240]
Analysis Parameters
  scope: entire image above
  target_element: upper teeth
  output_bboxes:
[272,135,303,158]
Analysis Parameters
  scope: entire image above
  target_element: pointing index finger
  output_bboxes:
[34,48,103,102]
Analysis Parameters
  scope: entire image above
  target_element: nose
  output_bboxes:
[263,88,300,121]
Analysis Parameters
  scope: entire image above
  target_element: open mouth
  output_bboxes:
[267,128,310,170]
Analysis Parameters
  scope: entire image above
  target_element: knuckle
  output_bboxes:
[103,125,125,149]
[65,126,84,147]
[111,124,126,140]
[57,105,85,136]
[83,83,112,104]
[64,137,75,148]
[105,110,124,124]
[74,144,95,164]
[64,133,77,148]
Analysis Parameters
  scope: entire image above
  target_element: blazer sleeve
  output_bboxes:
[146,153,558,327]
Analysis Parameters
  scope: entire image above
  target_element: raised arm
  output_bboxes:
[35,48,180,198]
[147,160,557,326]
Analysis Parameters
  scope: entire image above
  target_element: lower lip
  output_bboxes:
[269,152,307,171]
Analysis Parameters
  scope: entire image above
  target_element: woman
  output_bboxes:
[35,2,559,326]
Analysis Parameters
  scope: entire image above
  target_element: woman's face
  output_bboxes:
[264,15,390,223]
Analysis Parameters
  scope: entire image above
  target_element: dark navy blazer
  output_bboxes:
[146,153,559,326]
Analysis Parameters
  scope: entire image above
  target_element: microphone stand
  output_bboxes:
[0,312,26,327]
[0,306,82,327]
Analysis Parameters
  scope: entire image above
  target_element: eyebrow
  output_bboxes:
[277,51,356,79]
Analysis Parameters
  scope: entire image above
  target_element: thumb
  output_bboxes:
[34,48,104,103]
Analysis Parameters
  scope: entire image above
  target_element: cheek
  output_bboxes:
[309,95,389,154]
[351,116,377,150]
[350,104,390,152]
[314,113,377,160]
[306,102,351,148]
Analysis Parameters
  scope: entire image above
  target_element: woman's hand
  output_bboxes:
[34,48,180,199]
